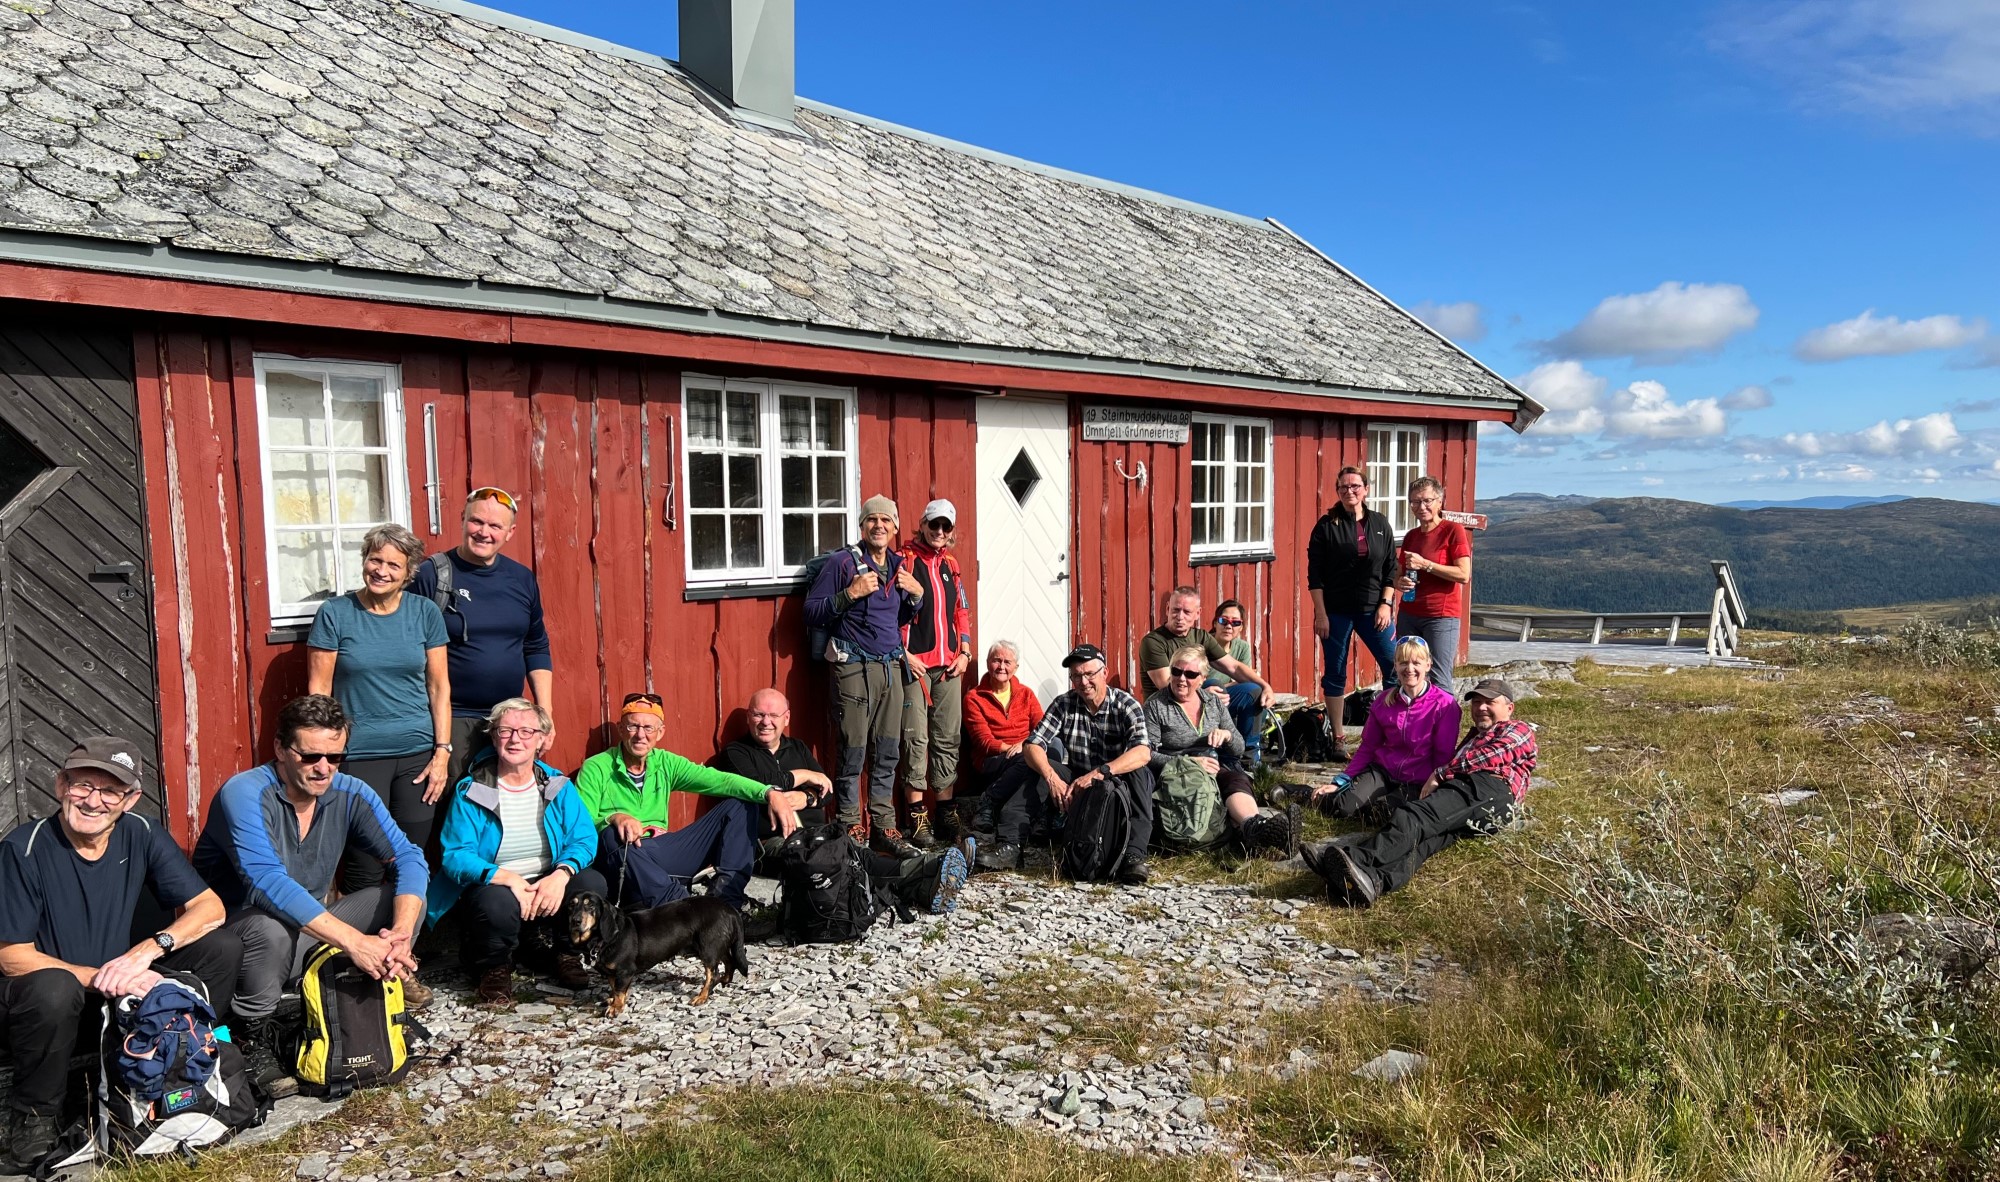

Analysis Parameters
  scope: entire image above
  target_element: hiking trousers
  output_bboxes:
[830,657,905,832]
[900,666,964,799]
[1347,771,1514,895]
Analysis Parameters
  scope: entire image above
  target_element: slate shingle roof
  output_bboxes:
[0,0,1521,405]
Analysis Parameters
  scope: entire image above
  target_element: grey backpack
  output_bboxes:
[1155,756,1227,850]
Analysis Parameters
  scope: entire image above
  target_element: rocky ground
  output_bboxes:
[281,866,1443,1182]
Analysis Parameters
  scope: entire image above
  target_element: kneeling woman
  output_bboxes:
[1143,646,1297,855]
[1309,637,1460,819]
[427,697,607,1006]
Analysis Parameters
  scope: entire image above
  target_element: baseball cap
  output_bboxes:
[1062,644,1108,669]
[64,735,142,788]
[1464,679,1517,703]
[920,498,957,526]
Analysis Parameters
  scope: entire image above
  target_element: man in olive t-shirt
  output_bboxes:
[1138,586,1276,762]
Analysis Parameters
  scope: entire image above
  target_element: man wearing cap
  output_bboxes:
[804,494,926,859]
[977,644,1155,884]
[410,485,554,787]
[193,694,429,1098]
[0,738,243,1170]
[576,693,810,910]
[1139,586,1276,766]
[1308,679,1537,906]
[897,498,973,848]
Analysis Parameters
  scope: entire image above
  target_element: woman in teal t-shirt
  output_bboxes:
[307,523,451,889]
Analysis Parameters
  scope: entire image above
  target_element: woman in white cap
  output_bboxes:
[897,498,973,848]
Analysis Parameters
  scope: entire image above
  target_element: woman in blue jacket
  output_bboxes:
[427,697,603,1007]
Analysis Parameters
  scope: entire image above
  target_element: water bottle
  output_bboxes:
[1402,553,1419,603]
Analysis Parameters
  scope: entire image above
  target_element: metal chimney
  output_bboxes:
[680,0,795,124]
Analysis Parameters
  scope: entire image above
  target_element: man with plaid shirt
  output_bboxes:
[974,644,1154,883]
[1310,678,1536,906]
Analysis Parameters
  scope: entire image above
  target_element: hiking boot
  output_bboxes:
[969,795,998,836]
[1116,855,1151,886]
[476,965,516,1008]
[1328,844,1379,906]
[931,837,975,914]
[908,813,938,850]
[974,841,1021,872]
[1283,803,1302,860]
[7,1109,58,1172]
[400,974,434,1011]
[555,953,591,990]
[930,806,961,847]
[847,821,871,845]
[239,1019,298,1100]
[871,827,922,860]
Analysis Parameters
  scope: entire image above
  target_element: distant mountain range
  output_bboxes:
[1716,495,1914,511]
[1469,496,2000,614]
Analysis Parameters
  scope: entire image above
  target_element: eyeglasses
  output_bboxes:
[1214,616,1244,627]
[926,519,955,533]
[285,746,346,768]
[1068,665,1106,681]
[622,692,664,707]
[66,782,141,803]
[492,726,545,741]
[469,486,518,511]
[1337,482,1367,492]
[1168,668,1204,680]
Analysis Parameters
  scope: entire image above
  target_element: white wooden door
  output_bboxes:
[974,397,1072,705]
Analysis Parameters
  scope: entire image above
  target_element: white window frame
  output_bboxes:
[1188,412,1274,559]
[253,356,410,627]
[680,374,860,587]
[1367,423,1427,536]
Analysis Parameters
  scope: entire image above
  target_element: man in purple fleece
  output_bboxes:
[1304,636,1459,821]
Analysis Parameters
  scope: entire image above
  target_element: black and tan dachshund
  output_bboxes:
[565,891,750,1016]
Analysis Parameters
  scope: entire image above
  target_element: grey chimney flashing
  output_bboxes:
[680,0,796,124]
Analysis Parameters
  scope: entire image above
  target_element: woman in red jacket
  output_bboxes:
[962,640,1045,834]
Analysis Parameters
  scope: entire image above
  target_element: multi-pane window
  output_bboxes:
[1189,413,1272,557]
[1367,423,1426,535]
[254,357,409,624]
[683,377,857,584]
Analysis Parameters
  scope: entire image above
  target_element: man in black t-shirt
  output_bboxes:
[0,737,241,1171]
[708,689,831,859]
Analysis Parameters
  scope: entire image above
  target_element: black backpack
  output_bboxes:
[1343,689,1377,729]
[777,823,893,943]
[1059,777,1133,882]
[1280,706,1341,765]
[798,545,866,661]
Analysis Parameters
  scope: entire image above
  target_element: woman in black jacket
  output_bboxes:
[1306,466,1401,755]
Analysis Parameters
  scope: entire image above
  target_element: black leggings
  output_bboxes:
[341,749,439,891]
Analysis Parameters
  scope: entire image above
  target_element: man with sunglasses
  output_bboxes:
[193,695,428,1098]
[1,737,242,1172]
[1138,587,1275,767]
[410,486,554,786]
[896,499,974,848]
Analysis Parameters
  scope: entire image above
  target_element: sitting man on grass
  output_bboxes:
[193,695,428,1099]
[1306,679,1536,906]
[1,737,242,1173]
[578,693,809,910]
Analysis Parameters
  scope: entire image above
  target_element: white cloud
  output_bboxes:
[1604,380,1728,440]
[1910,467,1943,483]
[1639,476,1664,487]
[1779,411,1964,457]
[1720,383,1773,410]
[1409,300,1488,343]
[1808,463,1879,482]
[1793,309,1987,362]
[1715,0,2000,126]
[1511,359,1606,435]
[1541,281,1760,362]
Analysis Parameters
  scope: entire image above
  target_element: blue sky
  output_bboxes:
[485,0,1998,504]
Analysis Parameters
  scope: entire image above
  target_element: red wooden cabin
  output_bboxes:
[0,0,1539,842]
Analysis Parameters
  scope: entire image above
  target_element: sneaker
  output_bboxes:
[239,1020,298,1100]
[400,974,434,1011]
[476,965,516,1008]
[908,813,938,850]
[931,837,974,914]
[974,840,1021,872]
[1117,855,1151,886]
[7,1110,58,1172]
[871,827,922,860]
[555,952,591,990]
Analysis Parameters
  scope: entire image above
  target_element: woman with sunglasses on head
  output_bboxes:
[1307,466,1402,758]
[307,523,452,893]
[1394,476,1472,690]
[1298,636,1459,823]
[427,698,603,1008]
[1142,647,1299,856]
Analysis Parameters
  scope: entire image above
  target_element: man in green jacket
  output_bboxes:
[578,694,809,909]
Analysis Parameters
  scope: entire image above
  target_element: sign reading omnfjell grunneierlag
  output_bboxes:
[1081,405,1194,443]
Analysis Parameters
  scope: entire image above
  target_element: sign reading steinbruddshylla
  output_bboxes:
[1081,405,1193,443]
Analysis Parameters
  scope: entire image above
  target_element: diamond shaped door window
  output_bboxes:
[0,416,51,513]
[1002,448,1041,507]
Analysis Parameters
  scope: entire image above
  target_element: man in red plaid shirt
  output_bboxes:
[1309,679,1536,906]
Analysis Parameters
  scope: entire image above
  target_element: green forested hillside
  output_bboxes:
[1471,496,2000,613]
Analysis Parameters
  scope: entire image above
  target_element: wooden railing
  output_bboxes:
[1471,560,1747,659]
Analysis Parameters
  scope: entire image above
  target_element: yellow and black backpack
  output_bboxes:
[294,944,431,1098]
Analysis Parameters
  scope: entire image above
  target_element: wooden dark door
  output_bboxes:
[0,315,160,830]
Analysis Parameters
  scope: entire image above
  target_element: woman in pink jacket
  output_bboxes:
[1305,636,1460,821]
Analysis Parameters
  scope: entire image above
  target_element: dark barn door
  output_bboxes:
[0,316,160,830]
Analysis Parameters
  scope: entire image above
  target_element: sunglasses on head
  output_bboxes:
[469,486,518,511]
[1169,667,1204,680]
[1401,635,1430,648]
[287,745,346,767]
[623,692,664,706]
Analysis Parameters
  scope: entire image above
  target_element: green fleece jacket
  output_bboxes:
[574,747,768,830]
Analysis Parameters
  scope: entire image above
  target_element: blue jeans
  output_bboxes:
[1397,614,1460,690]
[595,798,759,910]
[1224,682,1266,757]
[1320,611,1398,696]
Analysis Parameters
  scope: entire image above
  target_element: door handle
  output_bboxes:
[91,562,137,580]
[1053,572,1069,583]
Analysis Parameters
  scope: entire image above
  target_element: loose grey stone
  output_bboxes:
[1352,1049,1428,1083]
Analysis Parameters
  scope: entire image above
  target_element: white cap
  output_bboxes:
[920,498,956,526]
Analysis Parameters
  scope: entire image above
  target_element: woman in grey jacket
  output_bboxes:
[1142,647,1297,855]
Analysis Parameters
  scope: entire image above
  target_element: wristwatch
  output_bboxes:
[152,931,175,954]
[434,742,454,752]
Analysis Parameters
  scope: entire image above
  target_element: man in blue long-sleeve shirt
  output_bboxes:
[193,695,428,1098]
[409,486,553,785]
[804,494,925,858]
